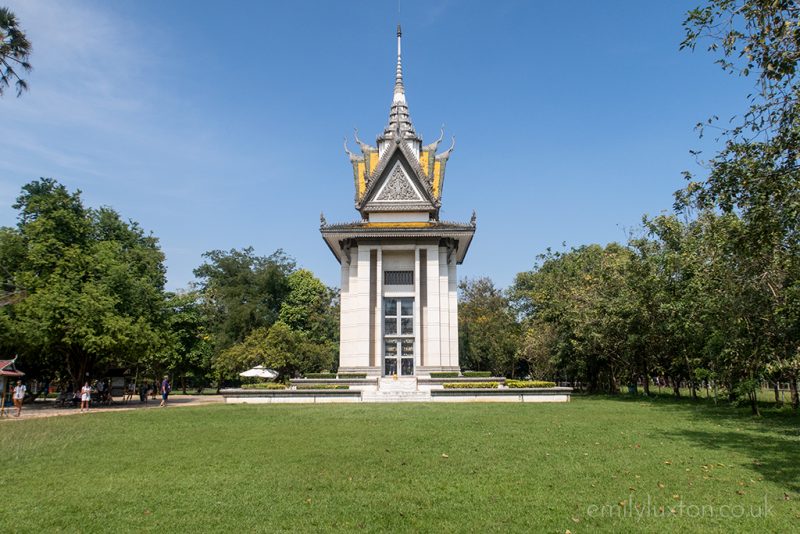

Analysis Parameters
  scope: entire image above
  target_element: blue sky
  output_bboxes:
[0,0,751,291]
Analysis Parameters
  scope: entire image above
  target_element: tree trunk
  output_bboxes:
[182,374,187,395]
[609,369,619,395]
[789,375,799,412]
[749,390,760,416]
[773,381,781,404]
[690,380,698,400]
[672,377,680,397]
[642,376,650,396]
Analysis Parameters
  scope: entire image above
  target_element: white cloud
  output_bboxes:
[0,0,150,128]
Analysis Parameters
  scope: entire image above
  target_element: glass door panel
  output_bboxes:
[383,297,415,376]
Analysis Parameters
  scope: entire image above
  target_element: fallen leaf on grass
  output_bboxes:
[784,493,791,501]
[664,460,672,465]
[736,490,745,496]
[143,510,152,516]
[672,494,680,500]
[441,453,449,458]
[571,516,580,523]
[657,482,665,489]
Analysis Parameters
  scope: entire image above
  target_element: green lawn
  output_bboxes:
[1,397,798,533]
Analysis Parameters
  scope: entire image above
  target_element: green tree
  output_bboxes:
[216,321,333,382]
[511,244,639,393]
[681,0,800,411]
[0,7,31,97]
[458,277,521,377]
[279,268,339,347]
[516,320,557,381]
[0,178,167,386]
[159,290,214,393]
[193,247,294,364]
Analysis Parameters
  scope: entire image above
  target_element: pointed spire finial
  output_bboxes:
[382,23,416,141]
[394,24,404,103]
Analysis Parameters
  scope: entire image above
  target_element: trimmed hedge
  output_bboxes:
[430,372,459,378]
[443,382,499,389]
[241,383,286,390]
[462,371,492,378]
[295,384,350,390]
[304,373,336,379]
[506,380,556,388]
[337,373,367,379]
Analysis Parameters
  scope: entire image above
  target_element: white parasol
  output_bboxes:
[239,365,278,379]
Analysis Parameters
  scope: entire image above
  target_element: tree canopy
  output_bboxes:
[0,178,167,385]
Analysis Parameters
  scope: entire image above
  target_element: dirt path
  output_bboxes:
[0,394,224,421]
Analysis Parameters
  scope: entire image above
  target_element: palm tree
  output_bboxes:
[0,6,32,97]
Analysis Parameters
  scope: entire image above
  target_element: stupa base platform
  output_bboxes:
[221,379,572,404]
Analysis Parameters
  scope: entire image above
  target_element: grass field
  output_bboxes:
[1,396,798,533]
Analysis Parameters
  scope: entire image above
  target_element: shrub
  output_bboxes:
[241,383,287,390]
[295,384,350,390]
[443,382,499,389]
[506,380,556,388]
[337,373,367,379]
[430,372,459,378]
[462,371,492,378]
[304,373,336,379]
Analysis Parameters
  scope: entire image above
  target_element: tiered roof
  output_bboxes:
[343,25,456,220]
[322,26,475,265]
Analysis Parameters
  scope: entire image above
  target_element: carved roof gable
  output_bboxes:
[359,145,437,215]
[374,162,423,202]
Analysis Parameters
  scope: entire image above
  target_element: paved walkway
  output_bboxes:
[0,394,224,421]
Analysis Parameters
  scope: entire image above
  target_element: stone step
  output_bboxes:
[361,391,431,403]
[378,377,419,392]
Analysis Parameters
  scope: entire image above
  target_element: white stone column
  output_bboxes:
[438,246,450,366]
[339,251,360,367]
[374,247,383,371]
[448,257,459,369]
[426,245,441,367]
[344,246,372,369]
[413,247,421,369]
[338,259,351,365]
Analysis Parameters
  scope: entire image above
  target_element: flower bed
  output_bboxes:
[241,383,287,390]
[442,382,499,389]
[462,371,492,378]
[505,380,556,388]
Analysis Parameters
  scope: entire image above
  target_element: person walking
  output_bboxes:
[160,375,171,407]
[80,381,92,412]
[13,380,26,417]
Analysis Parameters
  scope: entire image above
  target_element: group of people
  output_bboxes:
[124,377,172,406]
[6,375,172,416]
